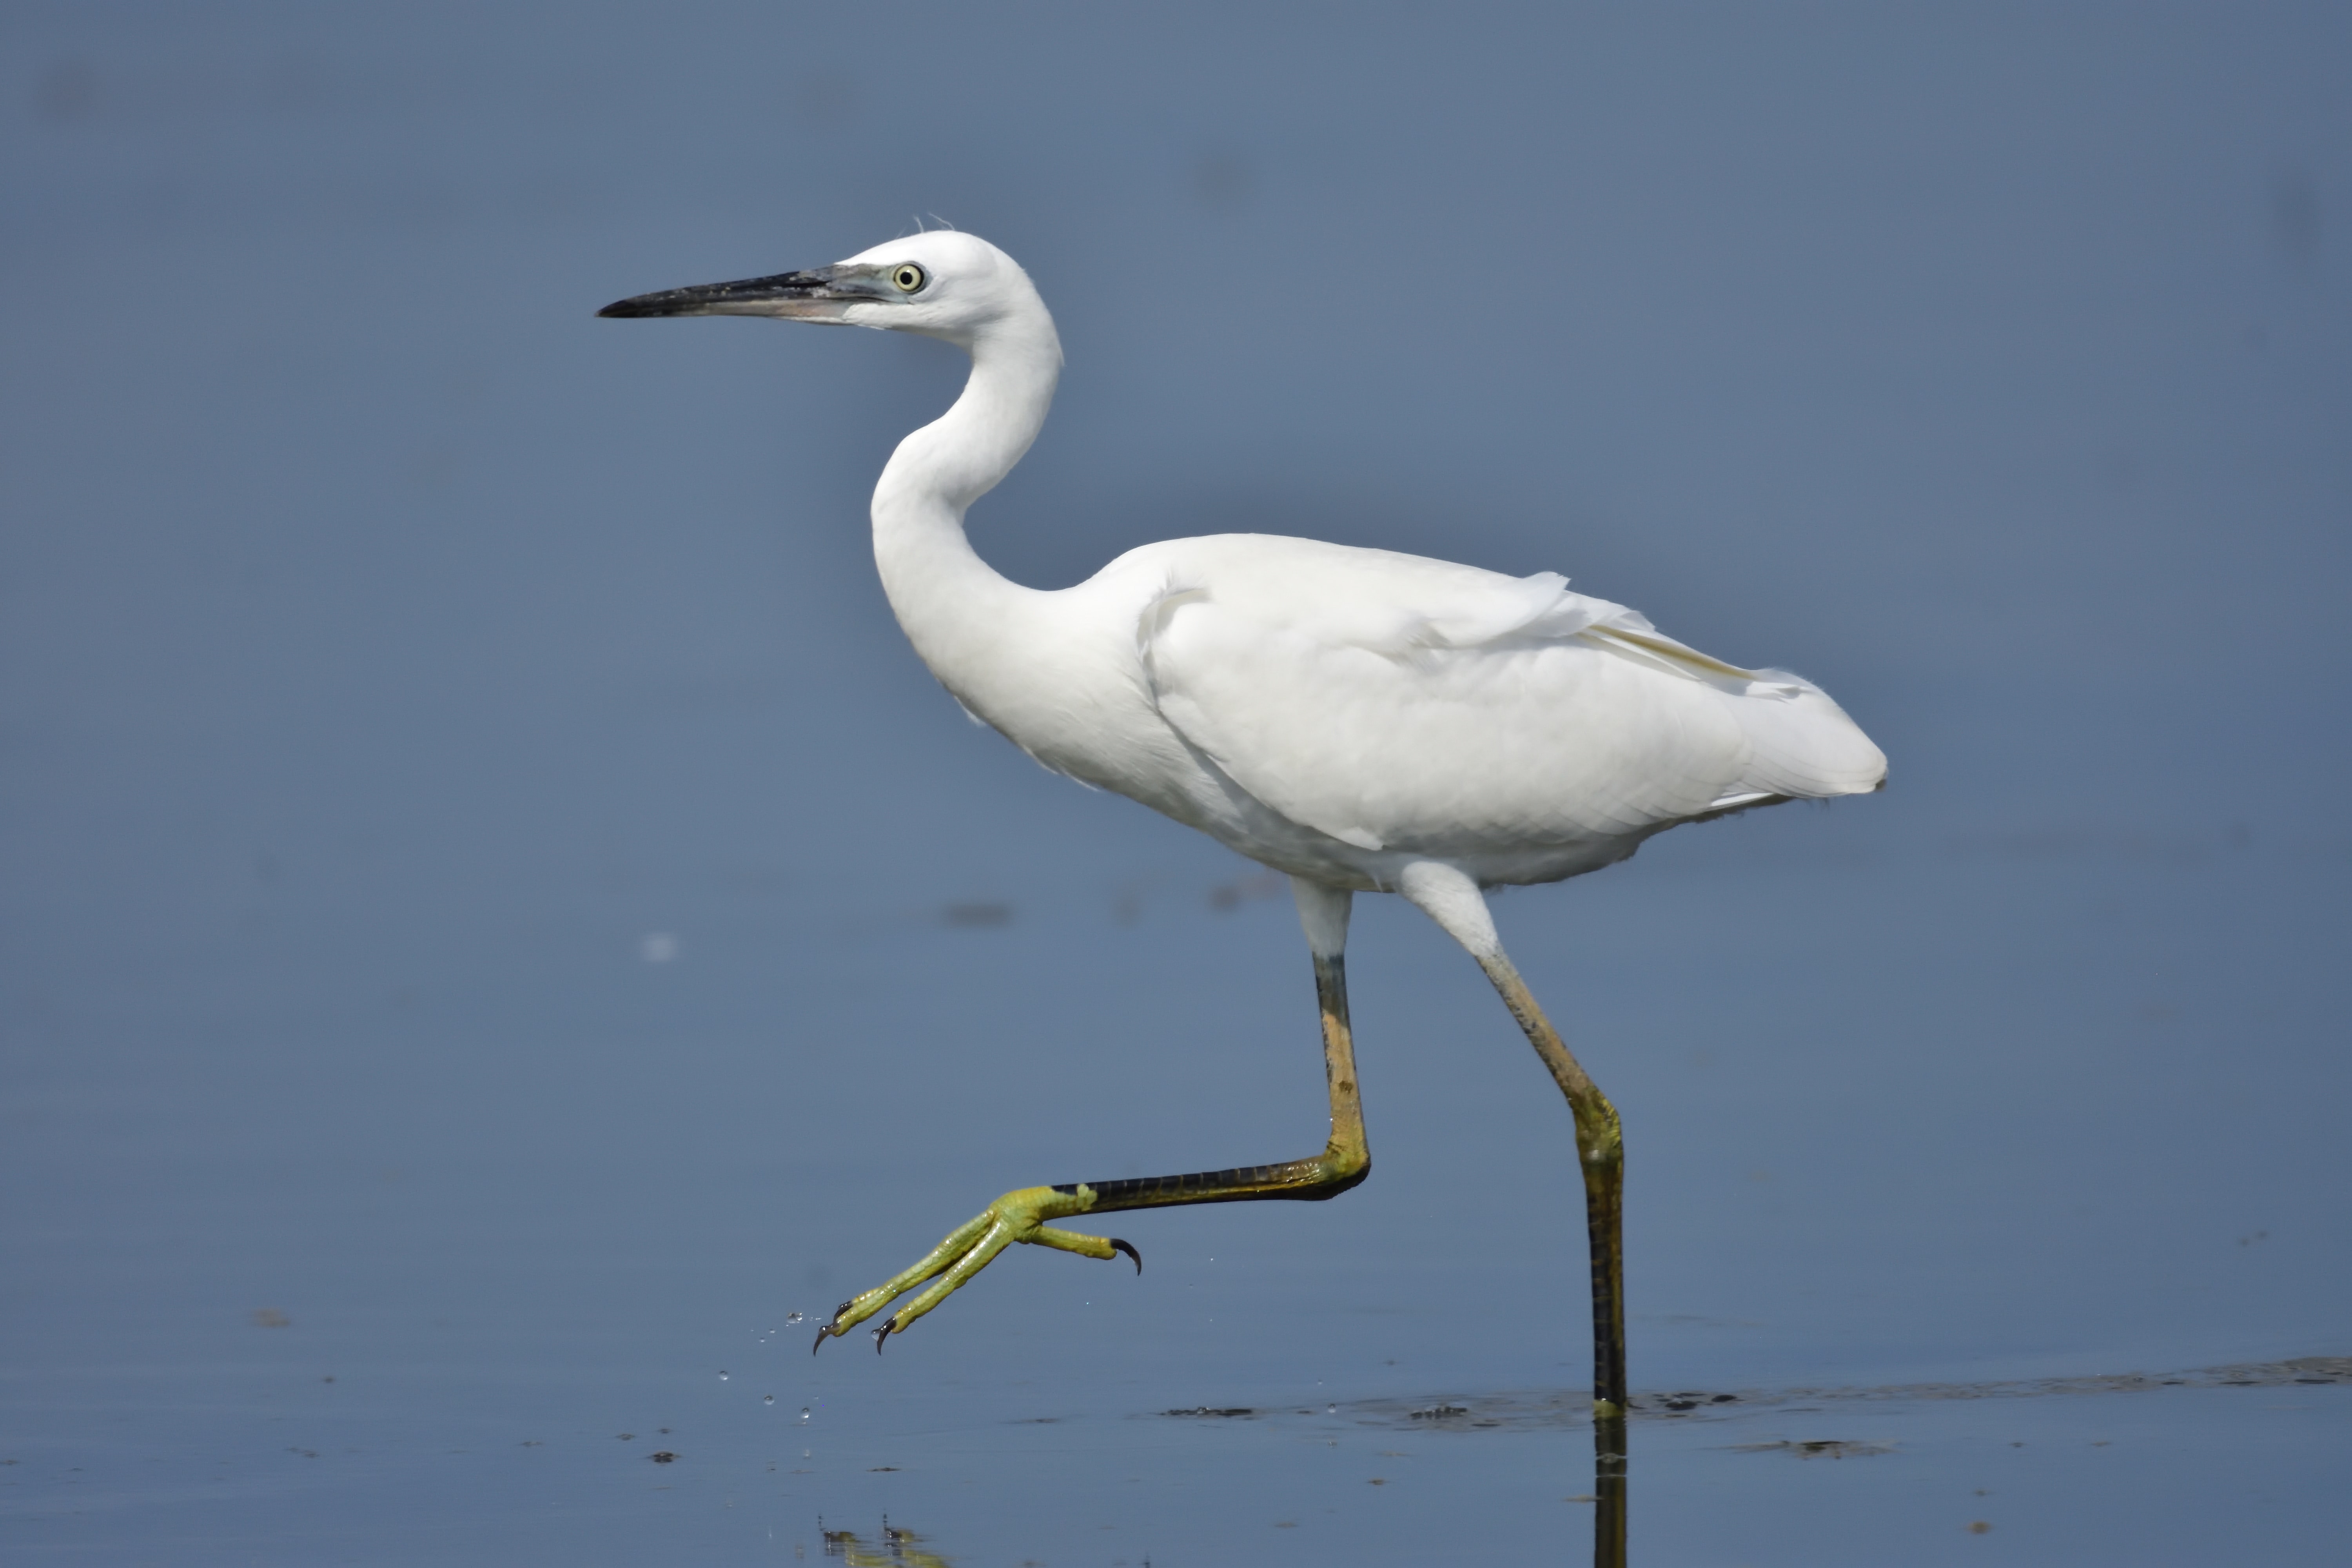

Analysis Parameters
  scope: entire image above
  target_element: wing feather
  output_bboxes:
[1132,535,1882,856]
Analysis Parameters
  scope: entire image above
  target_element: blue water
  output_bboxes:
[5,4,2348,1562]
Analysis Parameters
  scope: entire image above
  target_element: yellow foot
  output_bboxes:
[811,1184,1141,1353]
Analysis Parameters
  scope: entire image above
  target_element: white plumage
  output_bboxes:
[820,231,1884,895]
[600,227,1884,1390]
[1132,535,1884,876]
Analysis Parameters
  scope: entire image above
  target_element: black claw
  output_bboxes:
[872,1320,894,1354]
[813,1298,856,1356]
[1109,1238,1142,1274]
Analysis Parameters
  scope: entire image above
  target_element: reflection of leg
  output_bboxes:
[815,880,1369,1350]
[1397,861,1629,1417]
[822,1523,952,1568]
[1592,1412,1628,1568]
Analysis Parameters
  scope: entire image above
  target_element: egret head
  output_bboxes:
[597,230,1041,348]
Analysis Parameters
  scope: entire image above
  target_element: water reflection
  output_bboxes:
[1593,1415,1628,1568]
[804,1424,1633,1566]
[1140,1358,2351,1566]
[822,1518,949,1568]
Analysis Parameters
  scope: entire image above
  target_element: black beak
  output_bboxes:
[597,265,871,319]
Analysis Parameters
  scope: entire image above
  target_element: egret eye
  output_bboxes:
[891,264,927,294]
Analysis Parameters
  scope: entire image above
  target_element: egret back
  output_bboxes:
[1126,534,1883,876]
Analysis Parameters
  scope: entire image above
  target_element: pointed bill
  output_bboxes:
[597,264,892,321]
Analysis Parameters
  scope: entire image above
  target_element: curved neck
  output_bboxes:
[870,308,1062,692]
[878,314,1061,516]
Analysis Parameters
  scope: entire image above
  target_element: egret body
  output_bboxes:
[600,231,1885,1415]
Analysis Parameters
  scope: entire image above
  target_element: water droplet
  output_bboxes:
[718,1370,730,1380]
[799,1406,812,1424]
[764,1395,775,1405]
[785,1311,804,1324]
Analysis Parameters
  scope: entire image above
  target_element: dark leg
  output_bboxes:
[1078,949,1368,1214]
[1593,1412,1628,1568]
[815,941,1368,1350]
[1477,947,1628,1416]
[1395,859,1628,1418]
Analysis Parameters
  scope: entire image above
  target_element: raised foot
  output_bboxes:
[811,1184,1138,1353]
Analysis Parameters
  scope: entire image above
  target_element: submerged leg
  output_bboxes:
[815,877,1370,1352]
[1399,861,1628,1419]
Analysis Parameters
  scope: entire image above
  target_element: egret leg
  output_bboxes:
[1478,948,1628,1417]
[815,883,1370,1350]
[1398,861,1628,1419]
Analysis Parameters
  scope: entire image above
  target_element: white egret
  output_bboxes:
[600,232,1884,1415]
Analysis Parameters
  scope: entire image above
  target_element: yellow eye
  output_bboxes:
[891,263,926,294]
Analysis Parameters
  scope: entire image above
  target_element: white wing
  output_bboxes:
[1132,535,1884,857]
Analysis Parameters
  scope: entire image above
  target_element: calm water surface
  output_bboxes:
[5,4,2348,1562]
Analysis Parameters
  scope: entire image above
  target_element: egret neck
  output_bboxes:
[869,308,1062,697]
